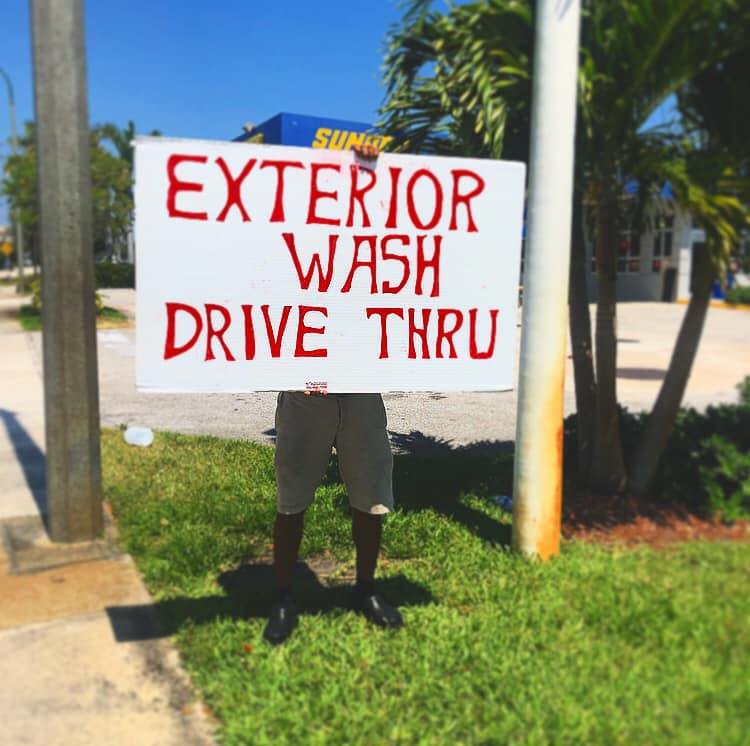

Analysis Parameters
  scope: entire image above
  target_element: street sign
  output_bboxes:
[1,242,13,257]
[134,136,525,393]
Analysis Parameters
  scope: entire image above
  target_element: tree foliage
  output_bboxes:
[90,127,134,256]
[379,0,750,495]
[1,120,148,262]
[2,123,39,262]
[381,0,531,159]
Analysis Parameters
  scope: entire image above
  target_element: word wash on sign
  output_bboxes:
[163,153,499,361]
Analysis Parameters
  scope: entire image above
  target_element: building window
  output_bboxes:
[591,195,641,274]
[617,226,641,274]
[652,212,674,272]
[590,234,642,274]
[589,225,641,274]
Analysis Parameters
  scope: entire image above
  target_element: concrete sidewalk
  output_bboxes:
[0,285,215,745]
[0,291,46,520]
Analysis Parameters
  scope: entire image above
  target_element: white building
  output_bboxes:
[585,204,701,303]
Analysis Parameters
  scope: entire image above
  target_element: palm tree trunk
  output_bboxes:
[629,251,713,495]
[590,197,627,493]
[568,195,596,481]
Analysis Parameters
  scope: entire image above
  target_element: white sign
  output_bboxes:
[134,137,525,393]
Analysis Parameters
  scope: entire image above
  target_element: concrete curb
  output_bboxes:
[676,298,750,312]
[0,509,219,745]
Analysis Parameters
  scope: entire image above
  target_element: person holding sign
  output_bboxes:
[263,142,404,646]
[134,132,526,642]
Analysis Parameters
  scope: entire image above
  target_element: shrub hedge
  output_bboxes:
[725,286,750,306]
[565,376,750,520]
[95,262,134,288]
[29,276,104,314]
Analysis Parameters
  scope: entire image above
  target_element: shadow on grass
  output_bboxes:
[106,561,433,642]
[265,425,514,547]
[322,430,515,548]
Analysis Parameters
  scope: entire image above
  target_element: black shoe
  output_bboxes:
[354,591,404,629]
[263,595,298,645]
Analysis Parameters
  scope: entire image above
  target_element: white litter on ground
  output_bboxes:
[97,330,135,357]
[489,495,513,512]
[123,426,154,447]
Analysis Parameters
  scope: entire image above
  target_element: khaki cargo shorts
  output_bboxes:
[274,392,394,515]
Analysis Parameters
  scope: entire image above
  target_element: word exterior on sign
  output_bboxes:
[134,137,525,393]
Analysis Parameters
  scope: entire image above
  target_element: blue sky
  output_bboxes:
[0,0,410,223]
[1,1,678,226]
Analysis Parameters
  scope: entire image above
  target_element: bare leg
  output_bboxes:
[264,510,305,645]
[352,507,383,594]
[273,510,305,597]
[350,507,402,628]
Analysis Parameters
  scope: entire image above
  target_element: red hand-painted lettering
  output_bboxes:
[166,155,208,221]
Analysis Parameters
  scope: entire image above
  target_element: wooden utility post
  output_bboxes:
[31,0,102,541]
[512,0,581,560]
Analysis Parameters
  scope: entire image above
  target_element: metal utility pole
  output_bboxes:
[31,0,102,541]
[0,67,26,292]
[512,0,580,560]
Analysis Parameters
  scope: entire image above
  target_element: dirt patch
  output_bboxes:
[96,318,133,330]
[304,551,352,581]
[0,306,21,321]
[247,548,356,584]
[562,491,750,548]
[240,550,408,585]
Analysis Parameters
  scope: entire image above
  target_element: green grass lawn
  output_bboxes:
[102,429,750,746]
[19,303,129,331]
